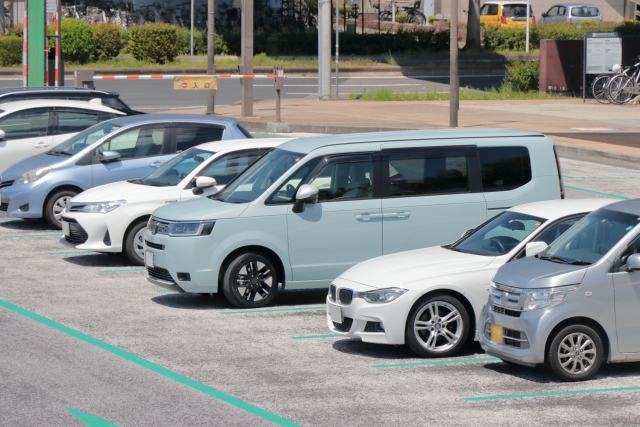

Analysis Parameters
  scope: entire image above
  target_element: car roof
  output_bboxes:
[196,137,292,152]
[0,99,122,113]
[509,199,616,219]
[278,128,542,154]
[548,3,600,6]
[0,86,120,97]
[108,114,239,127]
[598,199,640,215]
[483,1,529,5]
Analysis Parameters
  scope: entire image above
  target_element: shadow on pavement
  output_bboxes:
[0,219,51,232]
[485,360,640,384]
[332,338,485,361]
[62,253,132,268]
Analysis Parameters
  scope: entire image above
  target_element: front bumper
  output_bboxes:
[59,210,133,253]
[478,302,565,366]
[0,182,45,218]
[325,277,418,345]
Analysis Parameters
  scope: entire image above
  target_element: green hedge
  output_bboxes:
[129,23,178,64]
[61,19,95,64]
[0,36,22,66]
[93,23,123,60]
[176,28,230,55]
[504,60,539,91]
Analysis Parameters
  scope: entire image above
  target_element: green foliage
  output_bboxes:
[427,15,436,24]
[61,19,95,64]
[395,14,408,23]
[8,25,23,38]
[349,84,559,100]
[129,23,178,64]
[579,19,599,27]
[0,36,22,66]
[503,60,539,92]
[177,28,230,55]
[93,23,123,60]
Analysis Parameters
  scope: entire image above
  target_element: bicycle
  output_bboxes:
[606,57,640,105]
[373,3,393,21]
[401,1,426,24]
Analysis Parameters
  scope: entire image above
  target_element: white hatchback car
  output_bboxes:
[0,99,126,174]
[59,138,288,264]
[326,199,614,358]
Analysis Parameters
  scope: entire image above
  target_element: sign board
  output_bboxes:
[173,75,218,90]
[585,32,622,74]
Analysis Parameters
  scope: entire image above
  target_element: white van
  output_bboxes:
[143,129,564,308]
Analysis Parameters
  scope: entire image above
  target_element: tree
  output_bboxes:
[464,0,481,50]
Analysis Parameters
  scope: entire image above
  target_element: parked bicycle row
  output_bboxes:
[592,56,640,105]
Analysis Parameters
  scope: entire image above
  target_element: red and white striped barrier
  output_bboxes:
[22,12,27,87]
[93,74,279,80]
[55,12,60,87]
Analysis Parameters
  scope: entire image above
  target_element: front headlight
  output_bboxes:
[360,288,407,304]
[13,167,52,185]
[148,217,215,237]
[80,200,126,214]
[521,285,579,311]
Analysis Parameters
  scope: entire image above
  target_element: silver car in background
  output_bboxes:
[539,3,603,23]
[479,200,640,381]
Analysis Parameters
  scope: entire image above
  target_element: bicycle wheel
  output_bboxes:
[380,11,392,21]
[608,75,634,104]
[408,12,426,24]
[591,75,610,104]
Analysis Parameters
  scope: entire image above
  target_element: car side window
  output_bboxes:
[0,108,51,140]
[200,150,263,185]
[307,156,375,202]
[546,6,558,16]
[479,146,531,192]
[480,4,498,15]
[386,148,469,197]
[56,110,112,135]
[513,216,583,260]
[558,6,566,15]
[612,235,640,273]
[96,126,166,160]
[266,157,323,205]
[175,125,224,152]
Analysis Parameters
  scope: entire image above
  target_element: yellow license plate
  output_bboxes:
[491,324,504,344]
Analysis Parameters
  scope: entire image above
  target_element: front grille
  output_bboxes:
[333,317,353,333]
[62,217,88,244]
[504,328,523,348]
[329,284,336,302]
[0,180,14,189]
[338,289,353,305]
[145,240,164,250]
[147,266,175,284]
[0,199,8,212]
[492,304,521,318]
[364,321,385,332]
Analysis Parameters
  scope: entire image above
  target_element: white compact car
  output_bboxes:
[326,199,615,358]
[59,138,289,264]
[0,99,126,174]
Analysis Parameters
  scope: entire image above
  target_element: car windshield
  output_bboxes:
[49,122,121,156]
[137,148,215,187]
[448,211,546,256]
[541,208,640,265]
[212,149,304,204]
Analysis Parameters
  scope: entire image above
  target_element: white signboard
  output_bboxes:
[586,33,622,74]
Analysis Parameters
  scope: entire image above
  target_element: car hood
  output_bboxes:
[338,246,496,291]
[493,256,588,290]
[0,152,69,180]
[72,180,175,203]
[152,197,248,221]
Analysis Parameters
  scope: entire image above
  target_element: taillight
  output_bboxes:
[501,15,507,24]
[532,16,536,23]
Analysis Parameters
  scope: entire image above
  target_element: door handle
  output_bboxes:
[383,212,411,219]
[355,213,384,221]
[33,142,50,148]
[150,160,165,168]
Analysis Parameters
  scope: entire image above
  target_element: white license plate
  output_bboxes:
[328,303,343,323]
[145,251,154,268]
[61,221,70,236]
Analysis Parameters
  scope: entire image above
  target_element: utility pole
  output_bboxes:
[449,0,459,127]
[318,0,331,100]
[241,0,254,116]
[207,0,216,114]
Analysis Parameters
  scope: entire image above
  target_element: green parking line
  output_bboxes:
[372,357,500,369]
[0,218,21,223]
[0,299,300,427]
[1,233,61,239]
[48,250,93,255]
[99,268,146,273]
[221,305,326,315]
[463,385,640,401]
[564,185,629,200]
[156,289,173,293]
[291,334,341,340]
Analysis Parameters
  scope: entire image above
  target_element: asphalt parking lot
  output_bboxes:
[2,155,640,427]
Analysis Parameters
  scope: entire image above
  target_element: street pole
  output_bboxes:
[525,0,530,53]
[335,0,339,98]
[318,0,331,99]
[449,0,458,127]
[241,0,254,116]
[207,0,216,114]
[190,0,194,56]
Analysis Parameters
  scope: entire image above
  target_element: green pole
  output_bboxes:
[27,0,46,86]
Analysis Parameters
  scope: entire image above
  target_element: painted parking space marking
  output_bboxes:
[372,357,500,369]
[48,250,93,255]
[2,233,61,239]
[156,289,173,293]
[0,299,301,427]
[99,268,147,273]
[220,305,326,315]
[66,407,121,427]
[0,218,22,223]
[462,385,640,401]
[291,334,341,340]
[564,185,629,200]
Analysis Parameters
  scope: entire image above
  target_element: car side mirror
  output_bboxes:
[627,253,640,271]
[541,12,547,17]
[100,150,121,162]
[292,184,319,214]
[192,176,217,195]
[0,129,5,140]
[526,241,548,257]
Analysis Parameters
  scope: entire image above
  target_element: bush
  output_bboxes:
[8,25,23,38]
[61,19,95,63]
[177,27,205,55]
[503,60,539,92]
[0,36,22,66]
[395,14,408,23]
[93,23,123,60]
[129,23,178,64]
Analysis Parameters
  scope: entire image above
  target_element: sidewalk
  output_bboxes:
[197,98,639,165]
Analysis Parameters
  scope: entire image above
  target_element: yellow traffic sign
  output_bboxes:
[173,75,217,90]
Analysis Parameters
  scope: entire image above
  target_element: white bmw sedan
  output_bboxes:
[326,199,615,358]
[59,138,288,264]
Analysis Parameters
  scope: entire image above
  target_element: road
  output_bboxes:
[1,154,639,426]
[0,75,505,111]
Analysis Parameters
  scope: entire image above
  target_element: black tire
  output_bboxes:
[44,190,77,229]
[405,294,470,358]
[591,75,610,104]
[408,12,426,24]
[547,324,604,382]
[123,219,148,265]
[221,252,279,308]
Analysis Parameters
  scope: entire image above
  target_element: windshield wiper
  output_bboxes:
[539,255,570,264]
[48,150,71,156]
[568,260,591,265]
[128,178,143,184]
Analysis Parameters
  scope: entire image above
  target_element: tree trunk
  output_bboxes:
[464,0,481,50]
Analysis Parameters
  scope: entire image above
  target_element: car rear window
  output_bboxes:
[479,146,532,192]
[480,4,499,15]
[502,4,534,17]
[571,6,599,16]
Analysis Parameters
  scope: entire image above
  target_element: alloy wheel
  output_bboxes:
[413,301,463,353]
[133,227,146,261]
[52,196,72,223]
[557,332,597,375]
[235,260,273,303]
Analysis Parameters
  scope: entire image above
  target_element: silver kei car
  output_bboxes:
[479,200,640,382]
[539,3,603,24]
